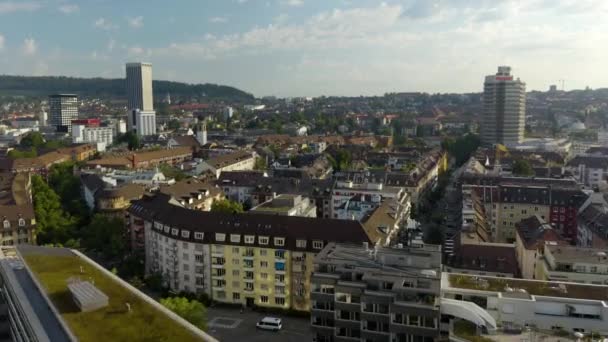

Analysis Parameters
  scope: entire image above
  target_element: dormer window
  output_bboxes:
[2,220,9,229]
[18,218,25,227]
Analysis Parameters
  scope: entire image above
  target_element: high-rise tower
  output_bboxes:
[126,62,156,136]
[481,66,526,147]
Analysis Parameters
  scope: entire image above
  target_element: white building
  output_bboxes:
[49,94,78,133]
[128,109,157,136]
[72,125,114,152]
[566,155,608,189]
[442,272,608,335]
[481,66,526,147]
[331,181,406,221]
[116,119,127,135]
[197,151,256,178]
[223,106,234,121]
[538,244,608,285]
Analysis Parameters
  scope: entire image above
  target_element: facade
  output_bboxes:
[577,200,608,248]
[310,243,442,342]
[127,193,373,312]
[538,245,608,285]
[128,109,157,136]
[481,66,526,147]
[566,155,608,189]
[49,94,78,133]
[72,124,113,151]
[126,62,153,112]
[85,147,192,169]
[0,173,36,246]
[515,215,566,279]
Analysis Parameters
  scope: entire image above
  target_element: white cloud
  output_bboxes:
[209,16,227,23]
[94,18,118,30]
[0,34,4,50]
[0,1,41,14]
[22,38,37,56]
[127,16,144,28]
[281,0,303,6]
[107,39,116,52]
[58,3,78,14]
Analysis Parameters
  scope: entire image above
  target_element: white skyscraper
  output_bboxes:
[481,66,526,147]
[126,62,156,136]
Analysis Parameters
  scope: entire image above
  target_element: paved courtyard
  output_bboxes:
[207,306,311,342]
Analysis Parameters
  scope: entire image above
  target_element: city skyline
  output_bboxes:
[0,0,606,97]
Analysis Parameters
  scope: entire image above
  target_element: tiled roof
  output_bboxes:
[516,215,566,250]
[567,155,608,169]
[128,193,372,249]
[206,150,254,169]
[446,244,520,276]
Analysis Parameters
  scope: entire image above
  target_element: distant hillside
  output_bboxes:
[0,75,254,102]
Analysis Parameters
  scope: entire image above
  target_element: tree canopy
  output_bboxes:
[31,175,77,245]
[327,149,352,172]
[80,214,127,261]
[160,297,207,330]
[19,132,45,149]
[512,159,535,177]
[116,131,141,150]
[442,134,480,166]
[210,199,244,214]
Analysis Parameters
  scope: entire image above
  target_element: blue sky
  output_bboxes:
[0,0,606,97]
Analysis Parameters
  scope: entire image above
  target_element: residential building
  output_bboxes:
[442,272,608,335]
[158,178,224,211]
[198,151,256,178]
[566,155,608,189]
[127,193,373,311]
[311,243,442,342]
[96,183,146,218]
[49,94,78,133]
[538,245,608,285]
[85,147,192,169]
[577,195,608,248]
[444,243,520,278]
[0,245,216,342]
[331,180,407,221]
[249,194,317,217]
[72,123,113,152]
[481,66,526,147]
[0,173,36,245]
[515,215,567,279]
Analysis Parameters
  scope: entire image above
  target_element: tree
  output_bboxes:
[443,134,480,166]
[168,119,181,131]
[327,149,352,172]
[81,214,127,261]
[158,163,189,181]
[19,132,45,149]
[424,223,444,245]
[253,157,267,171]
[31,175,76,245]
[211,199,244,214]
[160,297,207,330]
[117,131,141,150]
[512,159,535,177]
[7,148,37,159]
[48,162,89,225]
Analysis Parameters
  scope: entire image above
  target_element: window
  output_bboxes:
[296,240,306,248]
[232,270,240,277]
[232,247,240,253]
[1,220,9,229]
[259,236,269,245]
[183,264,190,271]
[194,232,204,240]
[171,228,179,236]
[275,297,285,305]
[260,296,269,303]
[18,219,25,227]
[313,240,324,249]
[164,226,170,233]
[260,261,269,268]
[259,249,267,256]
[194,254,203,262]
[233,292,240,300]
[184,275,190,282]
[232,259,239,265]
[216,233,226,242]
[181,230,190,238]
[196,277,204,286]
[182,253,189,260]
[275,286,285,294]
[274,237,285,246]
[261,284,268,291]
[230,234,241,243]
[244,235,255,244]
[274,250,285,259]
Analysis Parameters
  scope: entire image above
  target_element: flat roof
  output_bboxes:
[546,245,608,264]
[18,245,212,342]
[446,273,608,301]
[0,257,72,342]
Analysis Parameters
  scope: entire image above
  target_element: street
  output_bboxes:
[206,306,311,342]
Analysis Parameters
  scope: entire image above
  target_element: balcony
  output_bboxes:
[242,251,255,260]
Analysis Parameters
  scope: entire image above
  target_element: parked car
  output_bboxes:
[256,317,282,331]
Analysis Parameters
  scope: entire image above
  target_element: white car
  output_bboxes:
[256,317,282,331]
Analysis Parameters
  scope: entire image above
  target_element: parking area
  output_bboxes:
[207,306,311,342]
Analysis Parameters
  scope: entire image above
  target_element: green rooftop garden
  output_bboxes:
[23,253,204,342]
[448,274,608,301]
[453,320,494,342]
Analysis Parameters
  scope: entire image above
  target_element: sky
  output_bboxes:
[0,0,607,97]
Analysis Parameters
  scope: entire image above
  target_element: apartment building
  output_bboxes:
[85,147,192,169]
[566,155,608,189]
[127,193,373,312]
[461,175,588,242]
[538,245,608,285]
[310,243,443,342]
[249,194,317,217]
[331,181,407,221]
[515,215,567,279]
[198,151,256,178]
[0,173,36,245]
[577,199,608,248]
